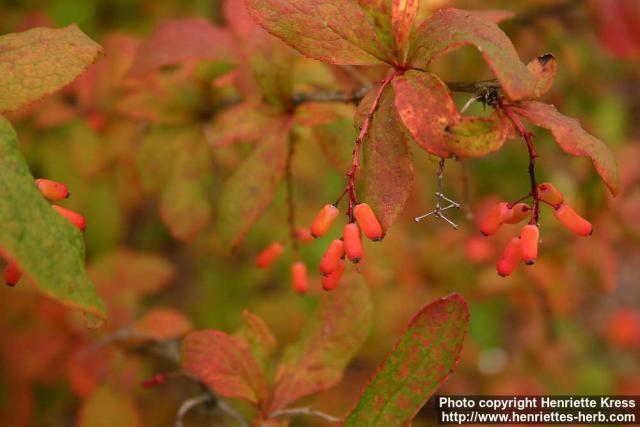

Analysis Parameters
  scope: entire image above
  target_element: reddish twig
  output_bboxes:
[284,135,299,256]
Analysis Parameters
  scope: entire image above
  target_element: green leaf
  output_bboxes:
[234,310,277,373]
[181,329,267,405]
[444,112,510,158]
[269,274,372,412]
[245,0,391,65]
[409,8,536,101]
[0,117,106,323]
[356,85,414,232]
[509,101,620,196]
[217,117,292,247]
[343,293,469,426]
[0,25,102,113]
[392,70,459,158]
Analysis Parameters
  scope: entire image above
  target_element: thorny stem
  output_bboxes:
[344,69,403,220]
[270,406,342,423]
[499,100,540,225]
[285,135,298,256]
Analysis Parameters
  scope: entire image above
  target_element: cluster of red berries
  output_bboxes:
[4,179,86,286]
[479,182,593,278]
[254,202,382,293]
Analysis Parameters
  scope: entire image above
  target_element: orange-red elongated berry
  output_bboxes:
[52,205,87,231]
[319,239,345,276]
[4,261,21,287]
[310,204,339,238]
[496,238,521,277]
[294,227,314,243]
[479,202,513,236]
[255,242,284,268]
[354,203,383,241]
[321,259,345,291]
[504,203,531,224]
[291,262,308,294]
[538,182,563,206]
[554,204,593,236]
[343,223,363,263]
[520,224,540,265]
[35,179,69,200]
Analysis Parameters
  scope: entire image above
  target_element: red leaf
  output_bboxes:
[343,293,469,426]
[392,70,458,158]
[269,275,372,412]
[182,330,267,404]
[589,0,640,58]
[409,8,536,101]
[206,102,278,146]
[133,307,192,341]
[526,54,557,99]
[510,101,620,196]
[245,0,390,65]
[392,0,419,62]
[356,84,414,232]
[126,18,234,77]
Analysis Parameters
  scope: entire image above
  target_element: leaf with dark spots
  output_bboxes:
[510,101,620,196]
[0,117,106,324]
[245,0,391,65]
[392,70,459,158]
[444,112,510,158]
[409,8,536,101]
[269,275,372,412]
[181,330,267,404]
[343,293,469,426]
[526,54,557,99]
[217,117,292,247]
[355,84,414,232]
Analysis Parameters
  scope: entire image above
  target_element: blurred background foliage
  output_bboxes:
[0,0,639,426]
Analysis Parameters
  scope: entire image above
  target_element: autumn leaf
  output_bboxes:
[343,293,469,426]
[526,54,557,99]
[132,307,192,341]
[245,0,391,65]
[0,25,102,113]
[356,85,414,232]
[0,117,106,324]
[444,112,510,158]
[510,101,620,196]
[409,8,536,101]
[126,18,234,77]
[182,330,267,404]
[217,118,292,247]
[206,102,278,146]
[269,274,372,412]
[234,310,277,372]
[77,386,141,427]
[392,70,458,158]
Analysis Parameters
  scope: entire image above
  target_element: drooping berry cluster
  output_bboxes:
[4,179,86,286]
[479,182,593,277]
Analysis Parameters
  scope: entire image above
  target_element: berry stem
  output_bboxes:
[285,135,299,256]
[500,100,540,225]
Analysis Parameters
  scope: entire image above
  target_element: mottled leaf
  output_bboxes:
[391,0,419,59]
[0,25,102,112]
[409,8,536,101]
[234,310,277,371]
[468,9,515,24]
[77,386,141,427]
[132,307,192,341]
[355,85,414,232]
[217,118,292,247]
[206,102,276,146]
[444,112,510,158]
[510,101,620,195]
[245,0,390,65]
[0,117,106,323]
[126,19,234,77]
[392,70,458,158]
[182,330,267,404]
[343,293,469,426]
[270,275,372,412]
[526,54,557,99]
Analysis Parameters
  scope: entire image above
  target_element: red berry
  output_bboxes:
[255,242,284,268]
[538,182,563,206]
[496,237,521,277]
[343,223,363,263]
[479,202,513,236]
[554,204,593,236]
[35,179,69,200]
[520,224,539,265]
[4,261,21,287]
[504,203,531,224]
[321,259,345,291]
[319,239,345,276]
[291,262,308,294]
[310,204,339,238]
[52,205,86,231]
[354,203,383,241]
[294,227,314,243]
